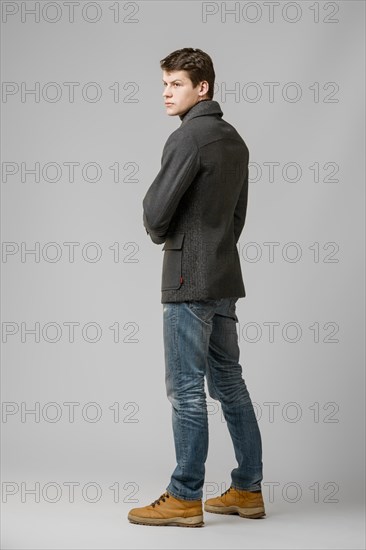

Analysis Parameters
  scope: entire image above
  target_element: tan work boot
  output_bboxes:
[204,486,266,519]
[127,491,204,527]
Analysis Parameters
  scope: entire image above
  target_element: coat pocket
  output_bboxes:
[161,233,185,290]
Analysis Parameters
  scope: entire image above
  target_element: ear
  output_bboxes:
[199,80,209,97]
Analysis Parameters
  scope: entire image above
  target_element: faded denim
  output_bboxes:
[163,297,263,501]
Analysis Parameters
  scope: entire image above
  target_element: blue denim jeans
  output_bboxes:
[163,297,263,501]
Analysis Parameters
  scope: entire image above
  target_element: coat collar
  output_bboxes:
[179,99,223,125]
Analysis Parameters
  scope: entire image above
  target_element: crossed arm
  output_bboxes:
[142,130,200,244]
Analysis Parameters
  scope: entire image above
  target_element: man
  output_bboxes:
[127,48,265,527]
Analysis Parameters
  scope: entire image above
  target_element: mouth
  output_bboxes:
[165,103,173,106]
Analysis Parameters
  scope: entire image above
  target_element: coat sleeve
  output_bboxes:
[142,130,200,244]
[233,164,249,244]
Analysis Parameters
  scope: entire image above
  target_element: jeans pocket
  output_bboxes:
[228,298,239,322]
[187,299,218,324]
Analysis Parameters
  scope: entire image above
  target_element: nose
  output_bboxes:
[163,86,172,98]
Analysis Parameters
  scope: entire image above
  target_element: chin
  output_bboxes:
[167,108,180,116]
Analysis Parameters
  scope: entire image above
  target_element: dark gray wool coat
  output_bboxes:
[142,99,249,304]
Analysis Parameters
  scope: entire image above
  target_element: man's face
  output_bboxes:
[162,69,208,117]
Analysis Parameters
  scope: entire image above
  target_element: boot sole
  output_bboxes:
[128,513,204,527]
[204,504,266,519]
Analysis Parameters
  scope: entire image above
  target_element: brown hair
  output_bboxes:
[160,48,215,100]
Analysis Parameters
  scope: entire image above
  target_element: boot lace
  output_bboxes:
[221,487,233,497]
[150,492,170,507]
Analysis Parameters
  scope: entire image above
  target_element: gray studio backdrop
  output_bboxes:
[1,1,365,549]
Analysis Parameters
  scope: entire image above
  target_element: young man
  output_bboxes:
[127,48,265,527]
